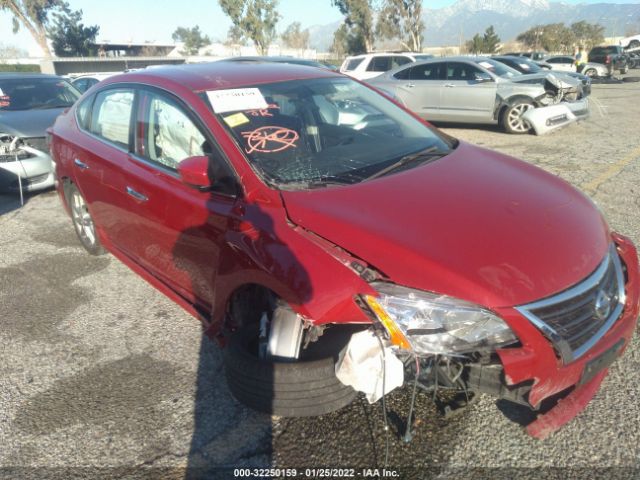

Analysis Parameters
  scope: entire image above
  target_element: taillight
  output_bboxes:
[605,54,611,64]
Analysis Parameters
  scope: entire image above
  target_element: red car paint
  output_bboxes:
[49,62,639,437]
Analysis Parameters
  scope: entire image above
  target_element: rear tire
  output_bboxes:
[67,183,106,256]
[502,100,534,134]
[225,324,357,417]
[584,68,597,78]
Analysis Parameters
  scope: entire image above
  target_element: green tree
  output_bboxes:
[517,23,576,53]
[465,33,485,54]
[482,25,500,53]
[331,0,374,54]
[172,26,211,55]
[376,0,424,52]
[0,0,67,58]
[47,6,99,57]
[570,21,604,50]
[219,0,280,55]
[280,21,309,50]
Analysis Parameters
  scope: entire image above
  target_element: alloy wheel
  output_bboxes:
[71,189,96,247]
[508,103,533,133]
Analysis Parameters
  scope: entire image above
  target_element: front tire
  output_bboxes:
[502,100,534,134]
[584,68,597,78]
[68,183,105,256]
[225,324,357,417]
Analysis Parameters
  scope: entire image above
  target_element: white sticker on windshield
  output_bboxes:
[478,61,493,69]
[518,63,531,70]
[206,88,268,114]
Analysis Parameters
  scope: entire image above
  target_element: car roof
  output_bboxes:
[347,52,416,59]
[0,73,63,80]
[101,61,339,92]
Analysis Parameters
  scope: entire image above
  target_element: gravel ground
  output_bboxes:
[1,77,640,479]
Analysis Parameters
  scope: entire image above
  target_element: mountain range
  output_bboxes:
[308,0,640,50]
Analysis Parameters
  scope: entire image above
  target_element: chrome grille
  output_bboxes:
[516,244,626,364]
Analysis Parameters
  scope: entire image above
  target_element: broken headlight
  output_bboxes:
[364,282,518,355]
[0,133,33,162]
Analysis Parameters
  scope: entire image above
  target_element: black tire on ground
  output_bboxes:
[584,68,597,77]
[620,65,630,74]
[67,183,106,256]
[225,324,358,417]
[501,99,534,135]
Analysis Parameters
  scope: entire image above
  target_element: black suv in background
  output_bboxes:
[588,46,630,74]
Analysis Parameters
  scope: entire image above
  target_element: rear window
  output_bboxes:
[344,58,365,71]
[0,77,79,111]
[591,47,617,55]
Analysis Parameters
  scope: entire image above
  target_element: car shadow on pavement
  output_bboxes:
[0,192,28,216]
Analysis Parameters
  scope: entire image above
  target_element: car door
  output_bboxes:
[439,62,497,123]
[392,62,445,120]
[119,87,238,310]
[74,87,138,252]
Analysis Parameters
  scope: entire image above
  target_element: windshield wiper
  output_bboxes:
[364,146,449,182]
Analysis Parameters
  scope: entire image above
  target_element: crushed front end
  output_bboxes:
[0,133,55,192]
[340,235,639,439]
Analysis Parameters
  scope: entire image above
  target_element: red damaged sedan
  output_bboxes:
[49,62,639,438]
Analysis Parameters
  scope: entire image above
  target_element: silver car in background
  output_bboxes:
[0,74,80,192]
[368,57,589,134]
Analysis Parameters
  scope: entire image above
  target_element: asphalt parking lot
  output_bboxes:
[2,77,640,479]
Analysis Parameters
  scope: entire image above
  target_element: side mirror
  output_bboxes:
[177,155,211,189]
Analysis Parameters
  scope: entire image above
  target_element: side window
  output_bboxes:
[73,79,88,93]
[409,63,443,80]
[547,57,561,64]
[139,91,237,195]
[393,67,412,80]
[86,78,99,89]
[76,95,94,130]
[138,91,207,171]
[90,89,134,148]
[392,56,412,68]
[446,62,483,81]
[367,56,392,72]
[345,57,365,71]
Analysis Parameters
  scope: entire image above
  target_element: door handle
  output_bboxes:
[444,83,456,88]
[74,158,89,170]
[405,83,416,88]
[126,186,148,202]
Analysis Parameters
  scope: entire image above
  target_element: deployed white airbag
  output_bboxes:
[335,329,404,403]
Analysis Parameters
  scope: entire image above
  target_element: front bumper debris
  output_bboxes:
[523,98,590,135]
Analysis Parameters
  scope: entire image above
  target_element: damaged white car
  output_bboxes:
[0,74,80,192]
[368,56,589,134]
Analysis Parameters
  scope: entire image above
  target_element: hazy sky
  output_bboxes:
[1,0,640,55]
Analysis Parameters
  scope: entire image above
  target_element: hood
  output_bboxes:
[281,142,609,308]
[0,108,67,138]
[510,72,580,89]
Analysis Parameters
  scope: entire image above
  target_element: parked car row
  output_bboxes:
[367,56,590,134]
